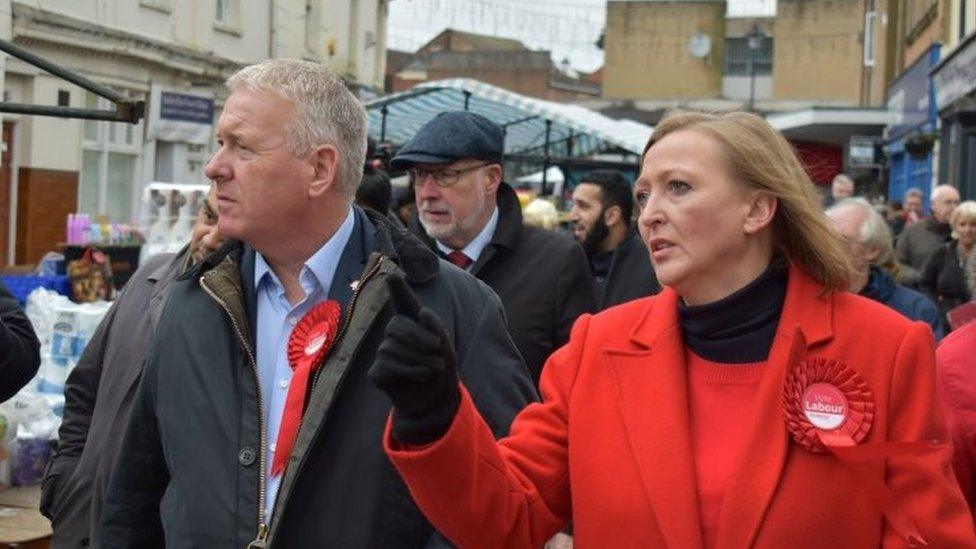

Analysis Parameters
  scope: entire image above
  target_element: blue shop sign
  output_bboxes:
[931,32,976,111]
[886,45,940,140]
[159,91,214,124]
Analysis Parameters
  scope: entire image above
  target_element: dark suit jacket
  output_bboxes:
[598,229,660,311]
[412,183,595,384]
[42,251,184,549]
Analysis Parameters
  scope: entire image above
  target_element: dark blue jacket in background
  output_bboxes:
[860,266,945,340]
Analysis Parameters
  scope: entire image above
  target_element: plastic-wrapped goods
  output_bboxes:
[0,389,59,487]
[24,288,111,401]
[139,182,209,262]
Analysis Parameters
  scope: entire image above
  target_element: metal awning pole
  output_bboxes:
[542,119,552,195]
[380,105,388,143]
[0,38,144,123]
[463,91,471,111]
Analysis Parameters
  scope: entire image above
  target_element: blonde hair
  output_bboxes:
[227,59,367,198]
[522,198,560,231]
[643,111,852,291]
[950,200,976,236]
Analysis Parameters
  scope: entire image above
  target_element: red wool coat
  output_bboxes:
[937,320,976,519]
[387,265,976,548]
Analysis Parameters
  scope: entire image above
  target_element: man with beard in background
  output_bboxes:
[570,170,660,310]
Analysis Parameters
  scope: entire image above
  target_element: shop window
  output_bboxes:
[723,36,774,76]
[215,0,240,30]
[80,91,144,223]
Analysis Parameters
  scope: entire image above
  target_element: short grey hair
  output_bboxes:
[226,59,367,198]
[831,173,854,189]
[826,197,895,267]
[904,187,923,200]
[932,184,960,202]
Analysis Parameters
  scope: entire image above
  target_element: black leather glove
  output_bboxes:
[369,274,460,445]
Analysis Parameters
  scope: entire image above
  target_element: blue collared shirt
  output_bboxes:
[434,207,499,268]
[254,206,355,514]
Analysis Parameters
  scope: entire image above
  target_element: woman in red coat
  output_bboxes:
[369,111,976,548]
[937,244,976,518]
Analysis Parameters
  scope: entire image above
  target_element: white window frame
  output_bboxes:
[215,0,241,33]
[863,11,877,67]
[81,92,144,222]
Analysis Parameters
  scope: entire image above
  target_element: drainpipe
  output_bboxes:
[269,0,277,58]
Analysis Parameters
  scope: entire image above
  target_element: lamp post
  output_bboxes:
[746,23,765,112]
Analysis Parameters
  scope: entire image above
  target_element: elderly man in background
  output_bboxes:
[823,173,855,208]
[827,197,944,340]
[394,111,594,385]
[903,187,925,225]
[42,188,222,549]
[897,184,961,286]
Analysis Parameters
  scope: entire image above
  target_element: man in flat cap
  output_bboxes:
[393,111,595,385]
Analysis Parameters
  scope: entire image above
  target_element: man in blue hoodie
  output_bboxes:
[828,197,945,339]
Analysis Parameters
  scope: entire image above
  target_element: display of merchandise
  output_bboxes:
[0,288,111,487]
[65,212,143,246]
[139,182,210,262]
[24,288,111,408]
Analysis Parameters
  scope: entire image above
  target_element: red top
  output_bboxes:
[936,320,976,519]
[687,351,766,549]
[385,264,976,548]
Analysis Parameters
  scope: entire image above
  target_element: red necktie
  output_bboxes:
[447,250,472,269]
[271,299,341,477]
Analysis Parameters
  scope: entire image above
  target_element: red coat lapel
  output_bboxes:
[605,265,834,549]
[607,288,705,549]
[715,264,835,549]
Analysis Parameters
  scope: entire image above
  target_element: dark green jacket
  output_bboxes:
[99,207,536,548]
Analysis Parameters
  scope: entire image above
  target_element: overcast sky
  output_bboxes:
[387,0,777,74]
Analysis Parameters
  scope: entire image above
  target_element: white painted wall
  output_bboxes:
[722,75,773,101]
[17,0,271,64]
[26,74,82,171]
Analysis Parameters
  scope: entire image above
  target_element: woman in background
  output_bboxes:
[921,200,976,324]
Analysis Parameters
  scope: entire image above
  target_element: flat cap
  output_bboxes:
[390,111,503,169]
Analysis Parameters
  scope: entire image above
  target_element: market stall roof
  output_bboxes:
[365,78,653,158]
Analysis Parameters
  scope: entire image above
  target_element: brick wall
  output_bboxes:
[16,167,77,265]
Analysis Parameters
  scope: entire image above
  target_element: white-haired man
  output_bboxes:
[823,173,855,208]
[828,197,944,339]
[99,59,535,548]
[897,184,961,286]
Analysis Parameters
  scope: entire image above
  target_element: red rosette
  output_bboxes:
[782,357,874,453]
[287,300,342,370]
[271,300,342,476]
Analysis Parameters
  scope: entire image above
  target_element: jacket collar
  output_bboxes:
[608,263,833,549]
[627,263,833,349]
[487,182,524,251]
[860,266,896,303]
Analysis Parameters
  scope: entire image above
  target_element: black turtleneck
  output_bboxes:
[678,261,788,363]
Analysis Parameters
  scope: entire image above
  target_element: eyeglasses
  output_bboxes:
[409,162,493,188]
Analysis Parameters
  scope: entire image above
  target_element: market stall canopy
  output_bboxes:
[366,78,653,158]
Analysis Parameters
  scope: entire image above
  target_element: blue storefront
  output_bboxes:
[885,45,940,208]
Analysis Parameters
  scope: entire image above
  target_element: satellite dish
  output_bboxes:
[688,34,712,58]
